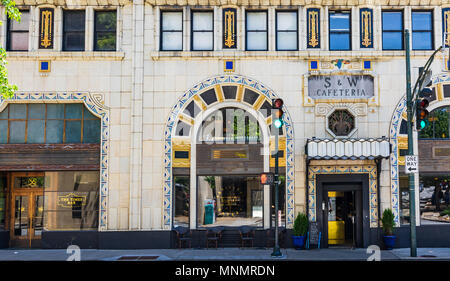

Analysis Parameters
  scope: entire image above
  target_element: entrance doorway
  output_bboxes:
[322,183,363,248]
[9,172,44,248]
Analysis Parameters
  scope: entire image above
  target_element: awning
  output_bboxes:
[306,137,391,160]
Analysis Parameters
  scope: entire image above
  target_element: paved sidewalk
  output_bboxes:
[0,247,449,261]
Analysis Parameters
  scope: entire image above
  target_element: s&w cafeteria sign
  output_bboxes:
[308,75,374,99]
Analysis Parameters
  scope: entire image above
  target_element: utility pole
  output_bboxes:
[404,29,417,257]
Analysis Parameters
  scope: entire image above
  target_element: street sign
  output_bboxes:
[405,155,419,174]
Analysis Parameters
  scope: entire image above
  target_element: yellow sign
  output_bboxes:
[57,193,87,208]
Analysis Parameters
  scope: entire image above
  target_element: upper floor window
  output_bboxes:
[0,104,100,144]
[276,11,298,51]
[7,10,29,51]
[382,11,403,50]
[329,11,351,50]
[161,11,183,51]
[412,11,433,50]
[94,10,117,51]
[246,11,268,51]
[191,11,213,51]
[63,10,85,51]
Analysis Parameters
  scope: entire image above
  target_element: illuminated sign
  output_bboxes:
[57,193,87,208]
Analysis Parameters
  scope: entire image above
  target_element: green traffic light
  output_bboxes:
[274,119,283,128]
[420,120,427,129]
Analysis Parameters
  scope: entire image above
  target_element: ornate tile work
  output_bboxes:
[163,75,296,229]
[0,92,109,230]
[389,96,406,226]
[308,164,379,228]
[360,8,373,48]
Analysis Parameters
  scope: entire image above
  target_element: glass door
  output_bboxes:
[10,173,44,248]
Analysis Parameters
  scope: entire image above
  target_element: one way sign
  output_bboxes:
[405,155,419,174]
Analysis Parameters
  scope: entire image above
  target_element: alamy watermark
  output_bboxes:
[66,245,81,261]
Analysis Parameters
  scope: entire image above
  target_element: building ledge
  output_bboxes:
[6,51,126,61]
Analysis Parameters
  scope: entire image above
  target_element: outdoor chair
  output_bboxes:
[239,226,255,248]
[173,226,192,249]
[206,226,224,249]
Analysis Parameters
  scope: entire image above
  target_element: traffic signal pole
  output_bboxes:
[405,29,417,258]
[271,113,282,257]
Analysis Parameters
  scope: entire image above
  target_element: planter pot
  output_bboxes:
[292,235,305,250]
[383,235,396,250]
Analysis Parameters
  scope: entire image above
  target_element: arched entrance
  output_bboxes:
[163,75,295,230]
[390,73,450,226]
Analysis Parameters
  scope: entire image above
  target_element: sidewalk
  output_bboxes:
[0,247,449,261]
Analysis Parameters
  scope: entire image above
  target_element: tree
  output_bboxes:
[0,0,21,99]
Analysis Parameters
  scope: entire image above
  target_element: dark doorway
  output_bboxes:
[323,185,362,248]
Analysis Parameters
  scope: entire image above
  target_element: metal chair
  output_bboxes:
[239,226,255,248]
[173,226,192,249]
[206,226,224,249]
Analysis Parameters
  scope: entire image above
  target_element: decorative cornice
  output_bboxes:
[12,0,448,6]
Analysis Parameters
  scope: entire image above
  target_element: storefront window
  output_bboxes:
[419,175,450,224]
[399,171,410,225]
[197,176,263,227]
[0,173,6,229]
[43,171,99,231]
[173,176,189,227]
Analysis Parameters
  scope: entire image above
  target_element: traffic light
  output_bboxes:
[272,98,284,129]
[416,87,432,131]
[260,172,274,185]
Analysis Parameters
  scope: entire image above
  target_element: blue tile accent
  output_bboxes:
[310,60,318,70]
[225,60,234,70]
[41,61,49,70]
[363,60,371,70]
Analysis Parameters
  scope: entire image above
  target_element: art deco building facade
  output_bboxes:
[0,0,449,248]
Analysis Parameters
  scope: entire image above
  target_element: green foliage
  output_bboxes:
[419,107,450,139]
[381,209,395,236]
[293,212,308,236]
[0,0,21,99]
[440,206,450,217]
[204,176,216,190]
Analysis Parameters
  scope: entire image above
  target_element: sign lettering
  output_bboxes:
[308,75,374,99]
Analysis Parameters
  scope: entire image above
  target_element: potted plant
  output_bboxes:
[292,212,308,249]
[381,209,396,250]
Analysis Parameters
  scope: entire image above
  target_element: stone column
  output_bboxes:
[129,0,144,230]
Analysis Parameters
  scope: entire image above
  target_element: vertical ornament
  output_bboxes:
[223,8,237,49]
[360,8,373,48]
[443,8,450,47]
[39,8,54,49]
[307,8,320,48]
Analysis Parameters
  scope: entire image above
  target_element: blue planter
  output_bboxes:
[383,235,396,250]
[292,235,305,249]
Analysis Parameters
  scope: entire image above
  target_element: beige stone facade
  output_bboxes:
[3,0,450,238]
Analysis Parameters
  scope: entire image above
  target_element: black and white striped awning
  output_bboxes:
[306,137,391,160]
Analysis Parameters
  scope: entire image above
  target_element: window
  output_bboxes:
[329,11,351,50]
[246,11,268,51]
[191,11,213,51]
[276,11,298,51]
[161,11,183,51]
[7,10,29,51]
[382,11,403,50]
[174,176,190,227]
[412,11,433,50]
[63,10,85,51]
[94,10,117,51]
[0,103,101,144]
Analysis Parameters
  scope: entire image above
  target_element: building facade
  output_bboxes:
[0,0,450,249]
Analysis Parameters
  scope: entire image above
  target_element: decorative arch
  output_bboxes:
[389,73,450,226]
[0,92,110,231]
[163,75,295,229]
